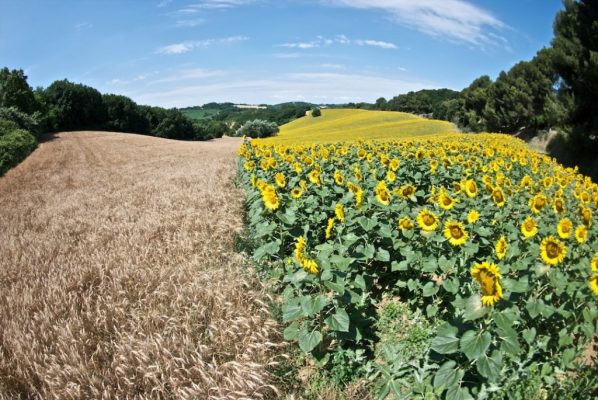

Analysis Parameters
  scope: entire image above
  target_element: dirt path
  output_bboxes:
[0,132,282,399]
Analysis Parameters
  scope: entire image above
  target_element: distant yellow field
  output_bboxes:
[262,108,457,145]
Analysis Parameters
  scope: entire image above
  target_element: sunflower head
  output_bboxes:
[553,197,565,214]
[438,190,456,210]
[398,216,414,230]
[375,181,391,206]
[592,252,598,272]
[386,170,396,183]
[521,216,538,238]
[275,172,286,188]
[467,210,480,224]
[492,187,506,207]
[470,261,503,307]
[325,218,335,239]
[417,209,439,232]
[334,170,344,185]
[335,203,345,222]
[590,274,598,296]
[575,225,588,243]
[291,187,303,198]
[540,236,567,266]
[495,236,508,260]
[262,188,280,211]
[443,220,468,246]
[529,194,547,213]
[557,218,573,239]
[465,180,478,197]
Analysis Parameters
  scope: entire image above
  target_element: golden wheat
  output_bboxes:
[0,132,284,400]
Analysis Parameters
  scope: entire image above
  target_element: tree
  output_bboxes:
[153,110,201,140]
[103,94,150,134]
[551,0,598,144]
[43,80,106,131]
[235,119,278,138]
[311,107,322,117]
[0,68,39,115]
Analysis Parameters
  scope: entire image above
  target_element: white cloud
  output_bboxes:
[156,36,248,54]
[273,52,304,59]
[157,0,173,7]
[176,18,205,27]
[279,42,319,49]
[325,0,506,46]
[355,39,397,49]
[148,68,226,85]
[277,35,396,50]
[157,43,194,54]
[174,0,256,13]
[75,21,93,30]
[131,70,436,107]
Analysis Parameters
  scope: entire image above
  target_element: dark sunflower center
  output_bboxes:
[479,270,496,296]
[546,242,560,258]
[450,226,463,238]
[442,197,452,206]
[423,214,435,225]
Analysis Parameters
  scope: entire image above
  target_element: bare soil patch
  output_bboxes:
[0,132,283,399]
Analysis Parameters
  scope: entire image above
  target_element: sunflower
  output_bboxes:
[438,190,457,210]
[417,209,439,232]
[335,203,345,222]
[590,274,598,296]
[575,225,588,243]
[386,170,396,183]
[464,179,478,197]
[540,236,567,265]
[325,218,335,240]
[355,188,364,209]
[262,187,279,211]
[529,193,548,213]
[443,220,468,246]
[243,161,255,171]
[581,207,592,227]
[375,181,391,206]
[521,216,538,238]
[471,261,503,307]
[491,186,506,207]
[553,197,566,214]
[295,236,319,275]
[308,169,321,185]
[557,218,573,239]
[334,170,344,186]
[290,187,303,198]
[398,216,414,230]
[389,158,400,171]
[396,184,416,199]
[495,236,508,260]
[275,172,286,188]
[467,210,480,224]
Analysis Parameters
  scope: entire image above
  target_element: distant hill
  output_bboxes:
[263,108,457,144]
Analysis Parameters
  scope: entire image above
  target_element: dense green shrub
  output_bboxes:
[0,128,37,176]
[312,108,322,117]
[235,119,278,138]
[0,107,42,137]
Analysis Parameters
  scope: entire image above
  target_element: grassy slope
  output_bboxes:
[180,108,220,120]
[265,108,457,144]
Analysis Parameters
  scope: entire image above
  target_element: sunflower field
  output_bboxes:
[238,133,597,399]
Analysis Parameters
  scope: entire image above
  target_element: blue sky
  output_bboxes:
[0,0,564,107]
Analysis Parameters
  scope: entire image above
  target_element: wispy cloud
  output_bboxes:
[74,21,93,31]
[277,34,396,50]
[148,68,226,84]
[176,18,205,27]
[157,0,173,7]
[273,52,304,59]
[174,0,256,14]
[324,0,506,47]
[355,39,397,49]
[156,36,248,54]
[132,70,436,107]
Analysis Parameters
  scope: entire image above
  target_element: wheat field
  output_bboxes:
[0,132,284,399]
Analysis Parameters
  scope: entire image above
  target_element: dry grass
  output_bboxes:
[0,132,285,399]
